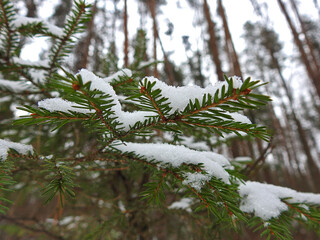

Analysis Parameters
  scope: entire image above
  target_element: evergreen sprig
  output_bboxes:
[0,160,15,214]
[0,0,19,64]
[42,158,76,207]
[48,0,92,78]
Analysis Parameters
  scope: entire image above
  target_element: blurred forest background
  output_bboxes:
[1,0,320,239]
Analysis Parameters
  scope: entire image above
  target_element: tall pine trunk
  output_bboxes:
[267,42,320,191]
[217,0,242,78]
[73,2,97,71]
[124,0,129,67]
[289,0,320,74]
[203,0,224,81]
[148,0,159,78]
[277,0,320,98]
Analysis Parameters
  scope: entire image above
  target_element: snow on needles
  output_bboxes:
[0,79,37,93]
[115,142,232,190]
[78,69,157,131]
[38,70,251,130]
[239,181,320,220]
[13,16,64,38]
[38,98,93,114]
[0,139,33,160]
[168,198,193,212]
[144,75,243,114]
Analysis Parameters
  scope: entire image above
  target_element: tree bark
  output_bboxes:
[289,0,320,73]
[217,0,243,78]
[25,0,37,17]
[73,2,97,71]
[124,0,129,67]
[267,42,320,191]
[203,0,224,81]
[148,0,159,78]
[277,0,320,98]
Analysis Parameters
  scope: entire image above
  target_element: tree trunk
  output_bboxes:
[217,0,243,78]
[73,2,97,71]
[267,43,320,191]
[148,0,159,78]
[289,0,320,73]
[203,0,224,81]
[25,0,37,17]
[124,0,129,67]
[277,0,320,98]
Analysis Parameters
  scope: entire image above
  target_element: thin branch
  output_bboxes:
[48,3,87,78]
[0,215,64,240]
[282,200,320,224]
[176,119,250,133]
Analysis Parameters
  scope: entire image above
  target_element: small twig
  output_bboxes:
[0,215,64,240]
[243,140,273,176]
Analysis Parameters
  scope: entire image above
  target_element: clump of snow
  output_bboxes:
[38,98,93,114]
[13,57,49,68]
[0,139,33,160]
[168,198,193,212]
[0,79,37,93]
[239,181,320,220]
[229,112,251,124]
[115,142,231,189]
[77,69,156,131]
[234,156,252,162]
[103,68,132,83]
[143,76,244,114]
[138,60,155,69]
[0,96,11,103]
[13,16,64,38]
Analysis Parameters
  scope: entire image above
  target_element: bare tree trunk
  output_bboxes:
[24,0,37,17]
[73,2,97,71]
[124,0,129,67]
[203,0,224,81]
[277,0,320,98]
[148,0,159,78]
[290,0,320,72]
[217,0,242,78]
[51,0,73,28]
[313,0,320,19]
[249,0,263,17]
[267,43,320,191]
[157,35,176,86]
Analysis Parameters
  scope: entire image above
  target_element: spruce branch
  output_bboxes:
[0,160,15,214]
[42,158,75,207]
[47,0,92,78]
[0,0,18,63]
[181,88,252,119]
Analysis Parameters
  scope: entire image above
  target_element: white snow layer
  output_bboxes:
[239,181,320,220]
[115,142,231,189]
[38,98,93,114]
[0,79,37,93]
[79,69,156,130]
[13,57,49,68]
[143,75,243,114]
[0,139,33,160]
[168,198,193,212]
[13,16,64,37]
